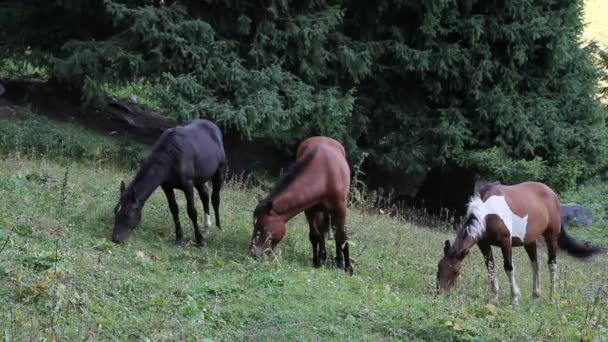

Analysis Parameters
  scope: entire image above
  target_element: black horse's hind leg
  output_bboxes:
[194,181,211,229]
[162,185,183,246]
[183,181,204,247]
[211,169,223,230]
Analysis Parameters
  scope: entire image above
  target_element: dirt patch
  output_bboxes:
[0,100,21,121]
[0,78,293,178]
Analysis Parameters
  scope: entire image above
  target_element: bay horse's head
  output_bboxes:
[437,240,468,293]
[111,181,142,243]
[249,199,286,258]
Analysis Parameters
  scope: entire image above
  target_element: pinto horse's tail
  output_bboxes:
[558,224,607,258]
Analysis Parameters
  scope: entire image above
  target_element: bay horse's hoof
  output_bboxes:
[175,240,184,247]
[336,258,345,270]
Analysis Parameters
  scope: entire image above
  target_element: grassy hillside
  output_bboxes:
[1,113,608,341]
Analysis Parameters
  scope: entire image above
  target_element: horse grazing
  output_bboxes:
[249,136,353,274]
[111,119,225,247]
[437,181,606,304]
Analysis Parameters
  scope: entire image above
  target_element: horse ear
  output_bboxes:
[443,240,451,256]
[120,181,126,195]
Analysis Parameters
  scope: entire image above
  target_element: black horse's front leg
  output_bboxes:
[162,185,183,246]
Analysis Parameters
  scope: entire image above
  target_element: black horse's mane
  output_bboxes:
[129,129,182,189]
[254,147,318,216]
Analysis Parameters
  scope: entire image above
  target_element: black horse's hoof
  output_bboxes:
[313,259,322,268]
[196,240,205,249]
[175,240,184,247]
[345,265,354,276]
[217,225,223,231]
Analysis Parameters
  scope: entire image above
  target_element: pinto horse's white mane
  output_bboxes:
[464,193,487,239]
[463,193,529,241]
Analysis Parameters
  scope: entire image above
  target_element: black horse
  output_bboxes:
[111,119,225,247]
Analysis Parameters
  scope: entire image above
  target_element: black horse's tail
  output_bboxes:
[558,224,607,258]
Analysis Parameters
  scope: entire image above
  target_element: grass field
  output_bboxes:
[1,113,608,341]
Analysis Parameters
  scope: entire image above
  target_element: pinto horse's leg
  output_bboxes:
[183,182,204,247]
[162,185,183,246]
[478,242,499,299]
[211,169,223,230]
[500,239,521,305]
[524,242,541,298]
[194,181,211,229]
[305,209,322,268]
[332,207,353,275]
[545,232,559,298]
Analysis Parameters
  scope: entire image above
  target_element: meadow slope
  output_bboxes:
[1,116,608,341]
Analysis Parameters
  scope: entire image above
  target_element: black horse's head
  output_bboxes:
[112,181,142,243]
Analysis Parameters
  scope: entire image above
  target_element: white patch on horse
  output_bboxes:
[205,214,212,228]
[117,204,122,213]
[464,194,528,241]
[464,194,486,238]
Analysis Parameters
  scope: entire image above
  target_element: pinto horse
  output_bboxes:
[249,136,353,274]
[437,181,606,304]
[111,119,225,247]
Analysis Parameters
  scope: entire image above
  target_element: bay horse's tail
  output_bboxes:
[558,224,607,258]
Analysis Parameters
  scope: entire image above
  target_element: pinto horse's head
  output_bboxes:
[111,181,143,244]
[249,199,286,258]
[437,240,466,293]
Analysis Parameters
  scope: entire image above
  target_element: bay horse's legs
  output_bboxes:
[524,242,541,298]
[478,242,499,299]
[194,181,212,229]
[305,209,322,268]
[318,210,329,265]
[161,185,183,246]
[332,207,353,275]
[211,169,223,230]
[183,181,204,247]
[500,239,521,304]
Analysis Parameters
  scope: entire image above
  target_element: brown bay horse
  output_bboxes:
[249,137,353,274]
[437,181,606,304]
[112,119,225,247]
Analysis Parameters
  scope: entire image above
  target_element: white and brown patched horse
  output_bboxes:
[437,181,606,304]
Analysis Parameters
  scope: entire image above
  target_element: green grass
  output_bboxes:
[1,116,608,341]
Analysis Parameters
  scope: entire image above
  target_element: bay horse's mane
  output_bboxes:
[254,147,319,217]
